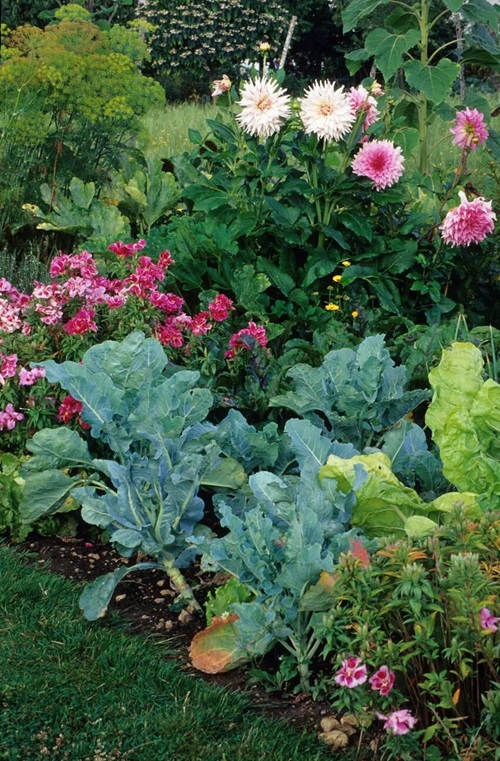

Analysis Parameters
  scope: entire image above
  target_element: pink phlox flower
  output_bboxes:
[480,607,500,632]
[351,139,405,190]
[149,290,185,313]
[376,709,416,735]
[35,303,64,325]
[0,403,24,431]
[227,321,268,351]
[72,251,98,279]
[32,281,65,300]
[106,295,127,309]
[19,366,46,386]
[369,665,395,696]
[156,319,184,347]
[158,250,174,269]
[49,253,73,278]
[63,308,98,335]
[450,108,489,151]
[136,256,165,282]
[189,311,212,336]
[22,322,32,337]
[348,85,379,133]
[108,239,147,258]
[208,293,235,322]
[0,298,23,333]
[62,276,93,298]
[84,285,109,307]
[1,354,18,378]
[334,656,368,688]
[440,191,496,246]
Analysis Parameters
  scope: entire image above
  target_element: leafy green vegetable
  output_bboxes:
[270,335,429,450]
[425,342,500,505]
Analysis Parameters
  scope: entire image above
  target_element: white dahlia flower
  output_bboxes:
[299,80,356,142]
[236,76,291,139]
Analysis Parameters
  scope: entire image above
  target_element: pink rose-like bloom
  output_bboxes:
[334,657,368,689]
[208,293,235,322]
[348,85,379,133]
[189,311,212,336]
[108,239,147,258]
[369,665,395,696]
[440,191,496,246]
[450,108,489,151]
[0,403,24,431]
[0,298,23,333]
[376,709,416,735]
[480,607,500,632]
[58,395,83,424]
[18,366,46,386]
[351,140,405,191]
[63,308,98,335]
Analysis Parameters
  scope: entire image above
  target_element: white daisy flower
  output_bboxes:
[236,76,291,139]
[299,80,356,142]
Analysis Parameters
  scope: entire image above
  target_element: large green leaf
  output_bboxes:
[23,428,92,472]
[69,177,95,210]
[365,28,420,79]
[79,562,157,620]
[342,0,389,32]
[461,0,499,26]
[403,59,460,103]
[143,156,179,228]
[84,331,168,391]
[20,470,76,523]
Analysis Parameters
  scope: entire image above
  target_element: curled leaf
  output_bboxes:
[189,614,249,674]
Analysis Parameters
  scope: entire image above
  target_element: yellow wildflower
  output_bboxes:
[342,260,351,267]
[332,275,342,282]
[325,303,340,311]
[351,310,359,318]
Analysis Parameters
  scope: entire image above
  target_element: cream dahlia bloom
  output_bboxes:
[236,76,291,139]
[299,80,356,141]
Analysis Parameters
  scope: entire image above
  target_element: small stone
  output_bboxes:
[156,580,165,587]
[318,730,349,749]
[154,598,165,604]
[115,594,126,602]
[88,553,100,560]
[320,717,341,733]
[164,620,174,631]
[160,589,172,597]
[178,609,193,625]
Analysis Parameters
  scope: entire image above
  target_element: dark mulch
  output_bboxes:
[15,532,334,735]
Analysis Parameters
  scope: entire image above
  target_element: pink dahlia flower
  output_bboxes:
[334,656,368,688]
[377,709,416,735]
[369,665,395,696]
[450,108,489,151]
[440,191,496,246]
[351,140,404,190]
[348,85,379,133]
[480,607,500,632]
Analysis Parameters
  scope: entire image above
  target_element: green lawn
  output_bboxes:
[0,545,333,761]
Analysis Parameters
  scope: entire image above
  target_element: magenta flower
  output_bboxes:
[480,607,500,632]
[351,140,404,190]
[19,366,46,386]
[0,403,24,431]
[450,108,489,151]
[208,294,234,322]
[225,321,269,359]
[369,665,395,696]
[376,709,416,735]
[334,657,368,688]
[440,191,496,246]
[1,353,18,378]
[108,239,147,258]
[63,308,98,335]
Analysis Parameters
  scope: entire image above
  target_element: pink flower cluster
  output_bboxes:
[225,321,269,359]
[440,191,496,247]
[57,395,90,429]
[480,607,500,632]
[334,657,416,735]
[0,403,24,432]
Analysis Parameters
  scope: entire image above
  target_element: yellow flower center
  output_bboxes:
[257,96,273,111]
[319,101,334,116]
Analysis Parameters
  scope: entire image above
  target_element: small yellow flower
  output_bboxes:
[332,275,342,282]
[351,310,359,318]
[342,260,351,267]
[259,41,271,52]
[325,303,340,311]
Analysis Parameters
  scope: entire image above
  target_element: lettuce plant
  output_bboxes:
[426,341,500,509]
[20,331,246,617]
